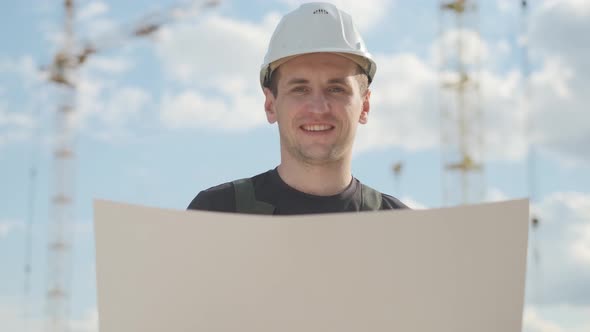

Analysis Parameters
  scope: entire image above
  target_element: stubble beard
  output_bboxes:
[294,143,341,166]
[280,130,351,167]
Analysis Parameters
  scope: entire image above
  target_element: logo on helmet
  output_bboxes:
[313,9,329,15]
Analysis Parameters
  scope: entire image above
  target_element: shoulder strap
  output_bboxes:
[360,184,383,211]
[232,178,275,215]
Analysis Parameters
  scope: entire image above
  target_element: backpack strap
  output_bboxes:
[232,178,275,215]
[360,184,383,211]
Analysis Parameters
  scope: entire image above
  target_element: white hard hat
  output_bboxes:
[260,2,377,89]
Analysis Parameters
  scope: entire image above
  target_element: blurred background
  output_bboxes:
[1,0,588,331]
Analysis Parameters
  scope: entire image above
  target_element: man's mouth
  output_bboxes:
[300,124,334,132]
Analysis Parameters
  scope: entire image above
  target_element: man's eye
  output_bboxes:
[328,86,345,93]
[292,86,309,93]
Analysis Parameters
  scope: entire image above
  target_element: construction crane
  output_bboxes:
[391,161,404,197]
[438,0,485,206]
[519,0,540,227]
[39,1,221,331]
[519,0,543,301]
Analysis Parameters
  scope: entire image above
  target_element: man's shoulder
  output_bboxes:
[380,192,409,209]
[187,181,236,212]
[186,170,273,212]
[359,182,409,210]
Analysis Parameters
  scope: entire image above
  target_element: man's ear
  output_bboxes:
[359,89,371,124]
[263,87,277,124]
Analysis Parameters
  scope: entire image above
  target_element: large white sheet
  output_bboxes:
[94,199,529,332]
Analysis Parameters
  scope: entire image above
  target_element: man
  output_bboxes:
[188,2,407,214]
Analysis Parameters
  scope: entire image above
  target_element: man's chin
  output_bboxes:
[297,149,343,165]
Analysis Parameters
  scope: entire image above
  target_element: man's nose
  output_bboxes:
[307,92,330,113]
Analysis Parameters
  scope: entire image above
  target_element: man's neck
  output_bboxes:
[277,158,352,196]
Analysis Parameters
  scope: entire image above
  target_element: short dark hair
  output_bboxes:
[268,65,369,98]
[269,68,281,97]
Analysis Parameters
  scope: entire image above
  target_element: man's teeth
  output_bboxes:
[302,124,333,132]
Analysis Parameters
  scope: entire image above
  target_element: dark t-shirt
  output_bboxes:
[187,169,407,215]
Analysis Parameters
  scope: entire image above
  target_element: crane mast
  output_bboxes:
[42,1,221,330]
[45,1,77,331]
[439,0,485,206]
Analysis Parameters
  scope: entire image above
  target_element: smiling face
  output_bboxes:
[263,53,371,166]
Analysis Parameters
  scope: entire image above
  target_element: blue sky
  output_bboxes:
[1,0,589,331]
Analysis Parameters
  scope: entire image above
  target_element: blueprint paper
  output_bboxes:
[94,199,529,332]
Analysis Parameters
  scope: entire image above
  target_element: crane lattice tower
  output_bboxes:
[42,1,222,330]
[44,1,79,331]
[438,0,485,206]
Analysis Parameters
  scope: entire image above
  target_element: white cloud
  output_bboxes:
[0,300,97,332]
[154,14,279,130]
[570,223,590,265]
[160,90,226,128]
[533,192,590,224]
[523,305,590,332]
[0,55,47,149]
[0,105,34,128]
[69,308,98,332]
[531,57,573,99]
[479,68,528,161]
[36,61,139,142]
[83,18,118,43]
[101,86,150,126]
[540,0,590,17]
[74,77,103,128]
[0,220,23,239]
[431,29,489,67]
[497,0,518,13]
[0,54,50,149]
[355,32,526,159]
[356,0,590,166]
[75,1,117,44]
[523,307,566,332]
[78,1,109,21]
[0,131,29,147]
[526,0,590,165]
[355,52,439,153]
[494,39,512,57]
[155,14,277,87]
[74,67,151,140]
[86,56,131,75]
[71,219,95,237]
[159,90,265,130]
[356,1,590,166]
[0,102,34,147]
[485,187,510,202]
[0,55,42,87]
[0,297,45,332]
[527,57,590,166]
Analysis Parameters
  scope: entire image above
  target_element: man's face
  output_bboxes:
[263,53,371,166]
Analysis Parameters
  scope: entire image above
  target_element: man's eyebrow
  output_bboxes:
[286,78,309,85]
[326,77,351,85]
